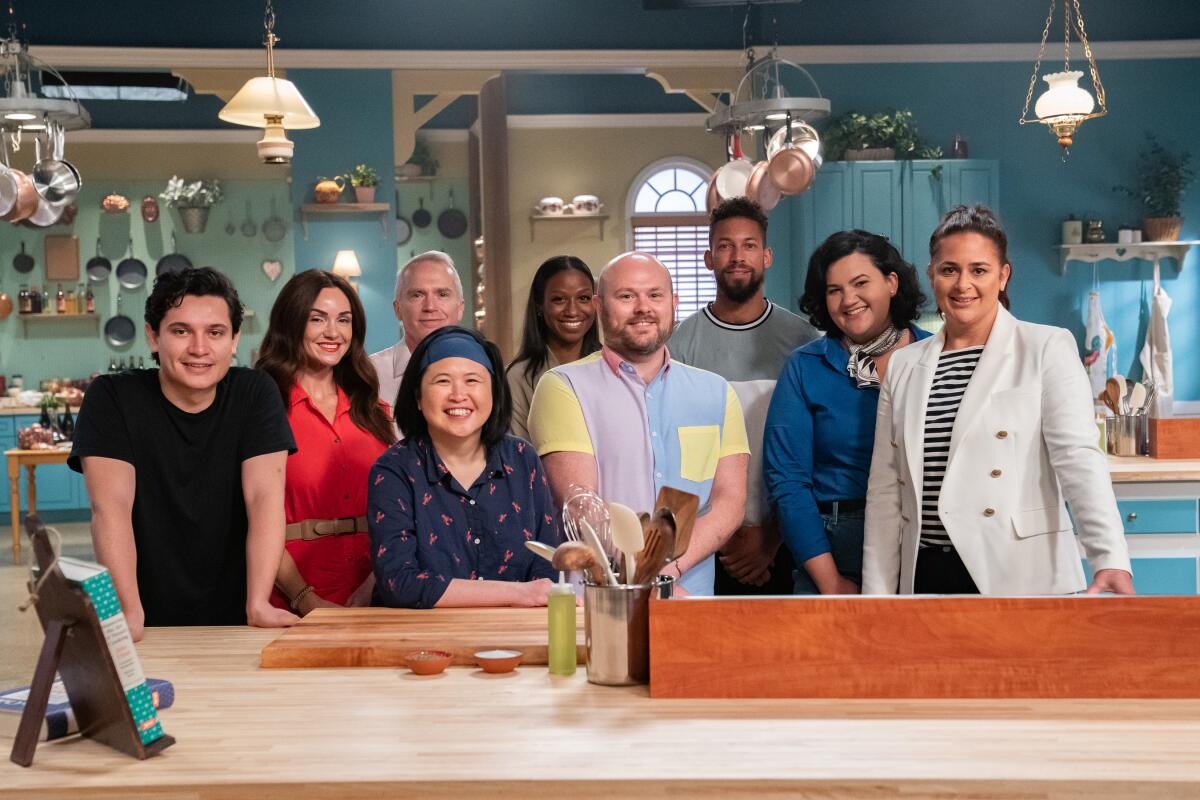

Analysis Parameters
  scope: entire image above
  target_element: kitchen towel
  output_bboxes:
[1083,290,1116,399]
[1139,259,1174,417]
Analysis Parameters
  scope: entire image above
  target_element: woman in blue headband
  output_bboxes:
[368,325,561,608]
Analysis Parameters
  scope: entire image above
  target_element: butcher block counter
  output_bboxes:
[2,611,1200,798]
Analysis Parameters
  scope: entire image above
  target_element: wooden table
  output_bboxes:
[5,448,70,565]
[2,621,1200,798]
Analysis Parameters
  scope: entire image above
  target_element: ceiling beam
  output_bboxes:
[29,40,1200,71]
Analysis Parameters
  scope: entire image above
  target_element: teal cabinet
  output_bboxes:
[1116,499,1197,534]
[787,159,999,305]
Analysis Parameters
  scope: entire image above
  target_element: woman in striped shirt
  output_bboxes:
[862,206,1132,595]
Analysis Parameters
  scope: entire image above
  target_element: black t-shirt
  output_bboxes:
[69,368,296,627]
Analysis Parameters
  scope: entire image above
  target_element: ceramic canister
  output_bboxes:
[1061,218,1083,245]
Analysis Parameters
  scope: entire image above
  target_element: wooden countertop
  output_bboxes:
[2,612,1200,798]
[0,406,81,417]
[1107,455,1200,482]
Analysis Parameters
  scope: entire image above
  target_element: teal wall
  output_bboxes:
[763,58,1200,400]
[0,180,293,387]
[288,69,472,356]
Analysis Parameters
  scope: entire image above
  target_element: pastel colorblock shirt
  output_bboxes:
[528,347,749,595]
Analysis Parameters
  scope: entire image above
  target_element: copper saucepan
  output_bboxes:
[766,117,822,197]
[1,170,39,223]
[745,160,782,212]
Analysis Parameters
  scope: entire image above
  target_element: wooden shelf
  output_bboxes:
[528,211,609,242]
[300,203,390,241]
[18,313,100,334]
[1056,240,1199,275]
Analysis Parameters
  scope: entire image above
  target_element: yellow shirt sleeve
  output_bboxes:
[528,371,594,457]
[719,383,750,458]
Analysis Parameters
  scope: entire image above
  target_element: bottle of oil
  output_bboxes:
[547,571,577,676]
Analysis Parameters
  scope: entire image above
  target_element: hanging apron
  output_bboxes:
[1138,259,1174,417]
[1083,290,1116,399]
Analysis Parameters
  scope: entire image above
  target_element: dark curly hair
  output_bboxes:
[709,196,768,242]
[394,326,511,449]
[929,204,1011,310]
[145,267,244,363]
[798,229,926,339]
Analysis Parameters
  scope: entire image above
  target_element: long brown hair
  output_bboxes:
[257,269,395,446]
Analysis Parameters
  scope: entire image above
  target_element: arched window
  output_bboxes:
[626,158,713,319]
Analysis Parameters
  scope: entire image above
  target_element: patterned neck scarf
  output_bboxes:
[846,324,902,388]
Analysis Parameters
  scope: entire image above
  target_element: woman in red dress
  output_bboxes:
[257,269,396,614]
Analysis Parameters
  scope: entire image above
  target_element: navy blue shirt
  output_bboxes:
[368,433,560,608]
[764,327,931,563]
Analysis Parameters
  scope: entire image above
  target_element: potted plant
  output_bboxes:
[401,140,439,177]
[1114,133,1195,242]
[345,164,379,203]
[823,110,943,162]
[159,176,224,234]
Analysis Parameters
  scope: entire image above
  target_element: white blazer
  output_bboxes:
[863,307,1132,595]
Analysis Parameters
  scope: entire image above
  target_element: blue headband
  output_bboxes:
[418,329,494,375]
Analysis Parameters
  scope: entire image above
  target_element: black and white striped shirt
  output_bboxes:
[920,345,985,548]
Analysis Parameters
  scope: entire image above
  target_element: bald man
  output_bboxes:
[527,252,749,596]
[369,251,465,409]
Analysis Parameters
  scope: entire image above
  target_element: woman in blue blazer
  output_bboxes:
[764,230,931,595]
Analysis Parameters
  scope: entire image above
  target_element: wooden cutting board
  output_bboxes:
[43,234,80,281]
[260,606,584,668]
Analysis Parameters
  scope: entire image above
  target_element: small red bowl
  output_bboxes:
[404,649,452,675]
[474,649,523,674]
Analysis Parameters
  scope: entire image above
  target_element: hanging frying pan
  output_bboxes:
[766,115,820,197]
[86,238,112,282]
[437,188,467,239]
[116,238,148,290]
[155,233,193,276]
[104,292,136,347]
[13,241,34,273]
[714,132,754,200]
[262,197,287,243]
[395,189,412,245]
[411,196,432,228]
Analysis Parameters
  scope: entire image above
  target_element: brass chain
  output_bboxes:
[1019,0,1057,124]
[1063,0,1072,70]
[1074,0,1107,112]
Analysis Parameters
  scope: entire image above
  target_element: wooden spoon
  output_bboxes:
[607,501,644,585]
[1105,378,1124,417]
[633,524,675,587]
[656,487,699,560]
[551,541,604,586]
[1114,374,1128,414]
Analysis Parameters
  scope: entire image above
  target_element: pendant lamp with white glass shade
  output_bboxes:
[1018,0,1106,158]
[218,0,318,165]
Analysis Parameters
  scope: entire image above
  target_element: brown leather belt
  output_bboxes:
[285,516,369,541]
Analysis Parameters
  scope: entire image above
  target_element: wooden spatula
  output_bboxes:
[656,487,699,560]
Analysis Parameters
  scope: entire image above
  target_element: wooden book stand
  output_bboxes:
[10,514,175,767]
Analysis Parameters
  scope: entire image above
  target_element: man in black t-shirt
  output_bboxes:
[69,268,297,639]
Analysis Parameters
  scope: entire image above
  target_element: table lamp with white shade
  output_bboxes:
[332,250,362,290]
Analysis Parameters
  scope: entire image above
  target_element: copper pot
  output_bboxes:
[745,160,782,212]
[2,170,39,222]
[767,144,815,196]
[141,195,160,223]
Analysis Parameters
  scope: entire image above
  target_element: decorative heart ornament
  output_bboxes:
[261,259,283,282]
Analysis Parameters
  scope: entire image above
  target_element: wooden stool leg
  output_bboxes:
[10,619,70,767]
[7,457,19,565]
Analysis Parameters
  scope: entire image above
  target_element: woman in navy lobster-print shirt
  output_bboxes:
[369,326,560,609]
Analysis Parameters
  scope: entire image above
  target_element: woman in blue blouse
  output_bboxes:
[763,230,930,595]
[369,326,560,608]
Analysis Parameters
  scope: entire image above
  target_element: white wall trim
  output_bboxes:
[66,128,259,144]
[30,40,1200,71]
[508,113,709,129]
[1172,400,1200,416]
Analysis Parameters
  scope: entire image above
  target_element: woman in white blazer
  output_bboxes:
[862,205,1133,595]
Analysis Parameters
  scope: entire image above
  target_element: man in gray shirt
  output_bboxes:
[670,197,819,595]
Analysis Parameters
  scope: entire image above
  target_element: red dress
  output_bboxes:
[269,383,389,608]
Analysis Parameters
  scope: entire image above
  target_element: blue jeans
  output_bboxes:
[792,508,864,595]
